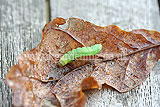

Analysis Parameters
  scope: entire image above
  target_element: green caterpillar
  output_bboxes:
[59,44,102,66]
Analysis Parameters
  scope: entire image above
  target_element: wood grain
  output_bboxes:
[0,0,45,106]
[50,0,160,106]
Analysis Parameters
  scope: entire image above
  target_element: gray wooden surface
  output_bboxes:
[51,0,160,107]
[0,0,45,106]
[0,0,160,107]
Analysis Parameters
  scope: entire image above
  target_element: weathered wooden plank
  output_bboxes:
[0,0,45,106]
[50,0,160,106]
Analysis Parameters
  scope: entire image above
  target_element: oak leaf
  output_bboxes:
[6,17,160,107]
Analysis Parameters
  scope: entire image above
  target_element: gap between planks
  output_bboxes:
[45,0,51,23]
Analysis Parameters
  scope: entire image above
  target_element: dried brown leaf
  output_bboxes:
[6,17,160,107]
